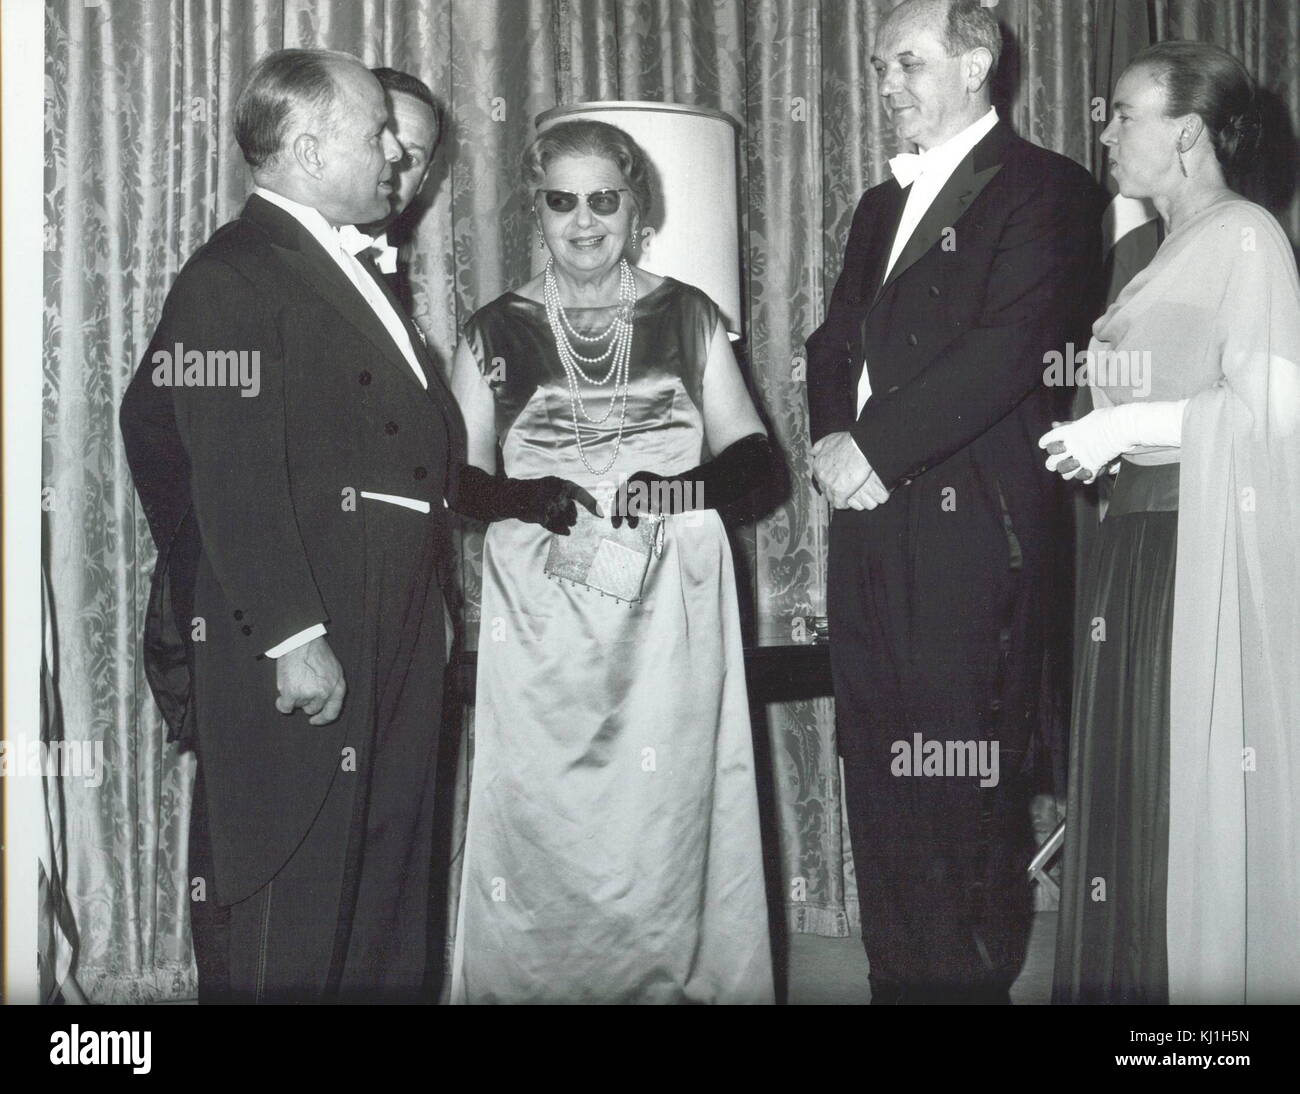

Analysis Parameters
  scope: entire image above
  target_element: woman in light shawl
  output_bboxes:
[1043,40,1300,1004]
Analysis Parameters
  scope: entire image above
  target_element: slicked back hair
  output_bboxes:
[371,66,443,140]
[234,48,355,171]
[1128,40,1262,185]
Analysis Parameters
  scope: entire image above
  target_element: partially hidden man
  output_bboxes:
[120,49,464,1002]
[805,0,1103,1002]
[356,66,443,313]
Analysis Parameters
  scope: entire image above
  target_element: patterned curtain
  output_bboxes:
[44,0,1300,1001]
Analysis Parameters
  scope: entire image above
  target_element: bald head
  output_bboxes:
[872,0,1000,151]
[886,0,949,33]
[885,0,1001,65]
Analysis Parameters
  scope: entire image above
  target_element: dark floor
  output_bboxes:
[164,913,1059,1004]
[786,911,1058,1005]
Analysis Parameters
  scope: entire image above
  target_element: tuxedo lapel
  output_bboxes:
[871,122,1010,307]
[240,195,430,399]
[355,251,461,428]
[862,182,908,302]
[389,260,415,314]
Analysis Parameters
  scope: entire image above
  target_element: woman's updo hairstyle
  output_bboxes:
[522,119,653,221]
[1127,40,1263,185]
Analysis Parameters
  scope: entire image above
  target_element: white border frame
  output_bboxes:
[3,0,47,1005]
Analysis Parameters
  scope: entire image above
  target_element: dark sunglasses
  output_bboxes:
[536,188,630,215]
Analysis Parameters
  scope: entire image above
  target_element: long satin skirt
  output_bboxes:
[450,510,774,1004]
[1053,461,1179,1004]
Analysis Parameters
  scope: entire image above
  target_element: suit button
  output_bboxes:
[384,421,399,435]
[241,625,252,636]
[358,370,372,385]
[413,466,428,480]
[899,477,912,487]
[233,610,243,620]
[887,385,900,395]
[928,285,940,297]
[906,333,918,346]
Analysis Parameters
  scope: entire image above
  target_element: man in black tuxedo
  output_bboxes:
[806,0,1102,1003]
[120,49,464,1002]
[356,67,443,313]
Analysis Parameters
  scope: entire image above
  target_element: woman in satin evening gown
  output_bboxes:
[445,119,775,1003]
[1043,42,1300,1004]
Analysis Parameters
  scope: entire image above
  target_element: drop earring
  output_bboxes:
[537,229,546,250]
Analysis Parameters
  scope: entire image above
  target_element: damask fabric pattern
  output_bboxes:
[45,0,1300,1000]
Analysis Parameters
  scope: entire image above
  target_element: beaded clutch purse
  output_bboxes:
[543,507,665,603]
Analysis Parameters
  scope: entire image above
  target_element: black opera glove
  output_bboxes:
[449,464,600,536]
[611,432,773,529]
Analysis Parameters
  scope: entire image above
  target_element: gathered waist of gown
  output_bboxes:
[1106,459,1180,516]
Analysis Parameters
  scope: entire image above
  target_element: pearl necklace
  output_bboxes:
[544,258,637,476]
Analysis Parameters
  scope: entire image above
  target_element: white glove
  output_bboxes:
[1038,400,1187,483]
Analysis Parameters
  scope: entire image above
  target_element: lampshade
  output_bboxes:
[532,101,743,337]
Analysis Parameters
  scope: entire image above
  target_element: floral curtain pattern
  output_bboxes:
[44,0,1300,1000]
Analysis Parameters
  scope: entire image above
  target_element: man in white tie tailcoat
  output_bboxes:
[120,49,465,1003]
[806,0,1105,1003]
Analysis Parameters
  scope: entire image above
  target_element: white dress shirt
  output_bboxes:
[251,188,428,658]
[856,107,999,415]
[254,187,427,390]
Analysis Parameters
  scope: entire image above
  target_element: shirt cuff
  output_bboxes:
[265,623,326,659]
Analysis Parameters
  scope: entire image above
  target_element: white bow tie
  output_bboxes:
[337,226,399,274]
[889,151,927,188]
[368,235,399,274]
